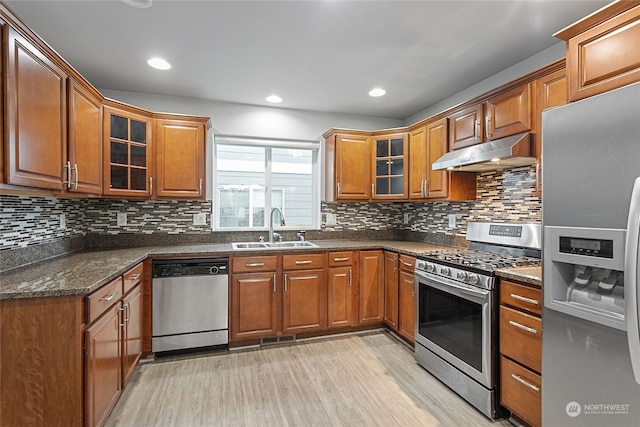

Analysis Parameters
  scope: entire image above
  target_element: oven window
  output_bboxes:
[418,284,483,371]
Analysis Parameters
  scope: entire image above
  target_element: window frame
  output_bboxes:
[212,135,321,231]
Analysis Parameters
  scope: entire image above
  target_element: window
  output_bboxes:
[213,136,320,230]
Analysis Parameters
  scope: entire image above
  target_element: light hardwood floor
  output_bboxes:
[105,331,512,427]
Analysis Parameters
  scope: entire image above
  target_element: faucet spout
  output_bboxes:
[269,207,286,243]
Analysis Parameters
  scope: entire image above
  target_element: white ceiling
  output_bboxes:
[6,0,611,120]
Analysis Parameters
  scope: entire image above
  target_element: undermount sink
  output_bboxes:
[231,241,318,250]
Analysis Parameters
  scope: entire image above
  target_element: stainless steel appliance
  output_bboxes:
[414,222,541,418]
[152,258,229,353]
[542,82,640,426]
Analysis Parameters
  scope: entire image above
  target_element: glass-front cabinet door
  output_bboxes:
[103,103,153,197]
[373,133,408,200]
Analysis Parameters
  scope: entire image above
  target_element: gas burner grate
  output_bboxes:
[421,249,540,272]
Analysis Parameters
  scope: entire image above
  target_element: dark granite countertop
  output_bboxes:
[1,240,450,300]
[495,266,542,287]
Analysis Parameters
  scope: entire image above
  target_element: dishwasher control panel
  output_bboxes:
[152,258,228,277]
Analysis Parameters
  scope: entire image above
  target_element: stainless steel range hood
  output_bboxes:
[432,132,535,172]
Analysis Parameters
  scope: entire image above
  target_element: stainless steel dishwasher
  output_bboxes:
[152,258,228,353]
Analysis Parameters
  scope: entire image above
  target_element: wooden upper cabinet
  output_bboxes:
[555,1,640,102]
[103,101,153,197]
[425,118,449,199]
[409,120,476,201]
[154,117,207,199]
[485,83,532,141]
[448,83,532,151]
[68,78,103,195]
[372,132,408,200]
[535,66,567,161]
[5,26,67,189]
[448,103,484,150]
[334,132,371,201]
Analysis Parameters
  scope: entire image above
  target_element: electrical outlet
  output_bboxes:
[448,213,457,229]
[325,213,337,226]
[403,213,409,224]
[117,212,127,226]
[59,213,66,230]
[193,213,207,225]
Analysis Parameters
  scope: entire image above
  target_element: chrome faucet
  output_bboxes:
[269,207,286,243]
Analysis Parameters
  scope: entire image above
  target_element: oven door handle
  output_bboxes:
[415,270,490,302]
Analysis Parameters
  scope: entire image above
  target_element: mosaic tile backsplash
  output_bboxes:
[0,165,540,252]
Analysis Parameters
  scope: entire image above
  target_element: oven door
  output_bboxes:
[415,269,494,388]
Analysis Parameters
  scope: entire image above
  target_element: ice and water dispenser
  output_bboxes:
[544,226,626,330]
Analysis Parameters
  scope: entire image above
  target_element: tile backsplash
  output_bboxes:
[0,165,540,255]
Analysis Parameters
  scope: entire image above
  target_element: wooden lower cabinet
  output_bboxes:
[230,271,279,340]
[283,269,327,334]
[499,278,542,427]
[383,251,399,329]
[359,250,384,325]
[85,303,122,427]
[122,283,143,386]
[327,251,357,328]
[397,255,416,344]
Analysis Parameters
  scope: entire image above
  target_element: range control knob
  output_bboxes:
[457,271,468,281]
[209,266,220,275]
[425,262,435,272]
[468,273,479,285]
[440,267,451,276]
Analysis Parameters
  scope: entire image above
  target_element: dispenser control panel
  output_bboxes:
[559,236,614,258]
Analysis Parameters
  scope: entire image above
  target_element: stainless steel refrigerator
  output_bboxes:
[541,81,640,426]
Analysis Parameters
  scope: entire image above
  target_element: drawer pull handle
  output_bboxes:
[510,293,539,306]
[333,257,350,262]
[246,262,265,267]
[401,261,413,267]
[100,292,118,303]
[130,273,141,281]
[509,320,538,335]
[295,260,313,265]
[511,374,540,392]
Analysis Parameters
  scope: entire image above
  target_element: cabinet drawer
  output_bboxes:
[500,280,541,315]
[232,256,278,273]
[500,305,541,372]
[399,255,415,272]
[86,277,123,324]
[122,262,143,295]
[500,356,541,427]
[283,253,325,270]
[328,251,354,267]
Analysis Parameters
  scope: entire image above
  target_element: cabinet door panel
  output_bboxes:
[383,252,398,329]
[68,79,102,194]
[398,268,415,344]
[6,27,66,189]
[327,266,354,328]
[359,250,384,324]
[335,134,370,200]
[282,269,327,334]
[85,304,122,427]
[426,118,449,198]
[448,104,484,150]
[155,119,205,198]
[122,284,143,387]
[486,83,532,140]
[408,126,427,199]
[230,272,278,340]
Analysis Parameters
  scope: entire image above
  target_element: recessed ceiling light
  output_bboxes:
[368,88,386,97]
[120,0,153,9]
[265,95,283,103]
[147,58,171,70]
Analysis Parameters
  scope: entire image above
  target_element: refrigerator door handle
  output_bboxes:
[625,176,640,384]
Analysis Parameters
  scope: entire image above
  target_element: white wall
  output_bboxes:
[403,42,566,126]
[99,89,404,141]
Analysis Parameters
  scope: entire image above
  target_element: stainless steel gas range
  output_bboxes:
[414,222,541,419]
